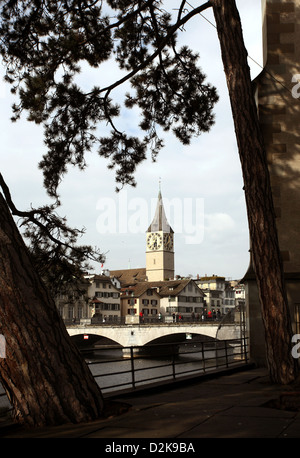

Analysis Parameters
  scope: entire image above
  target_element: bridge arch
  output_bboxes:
[137,326,218,347]
[66,324,229,348]
[69,332,121,348]
[143,332,217,347]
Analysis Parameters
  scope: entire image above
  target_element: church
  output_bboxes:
[244,0,300,366]
[110,189,205,322]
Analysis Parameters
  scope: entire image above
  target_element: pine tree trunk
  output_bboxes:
[211,0,298,384]
[0,193,104,426]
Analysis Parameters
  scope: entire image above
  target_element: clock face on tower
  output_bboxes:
[163,233,173,251]
[147,232,162,250]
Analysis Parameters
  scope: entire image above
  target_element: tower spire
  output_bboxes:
[146,183,175,281]
[147,185,173,233]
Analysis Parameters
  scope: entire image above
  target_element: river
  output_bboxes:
[0,340,246,414]
[83,341,241,395]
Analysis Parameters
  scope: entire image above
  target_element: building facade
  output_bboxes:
[56,274,121,323]
[55,277,90,323]
[195,275,245,316]
[88,274,121,322]
[120,283,161,321]
[158,279,205,319]
[245,0,300,365]
[119,278,205,322]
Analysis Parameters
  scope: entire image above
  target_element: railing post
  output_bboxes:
[224,340,229,368]
[201,341,206,373]
[215,340,219,368]
[130,346,136,389]
[172,345,176,380]
[243,335,248,363]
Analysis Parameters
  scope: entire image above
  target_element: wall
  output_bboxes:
[246,0,300,365]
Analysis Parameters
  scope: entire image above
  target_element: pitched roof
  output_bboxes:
[110,268,147,285]
[147,190,173,233]
[90,274,113,282]
[121,282,161,298]
[121,278,205,298]
[149,279,193,297]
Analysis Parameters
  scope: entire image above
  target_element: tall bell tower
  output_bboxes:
[146,189,174,281]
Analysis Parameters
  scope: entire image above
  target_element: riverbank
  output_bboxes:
[2,366,300,438]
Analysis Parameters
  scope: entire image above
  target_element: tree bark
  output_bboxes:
[0,193,104,426]
[211,0,298,384]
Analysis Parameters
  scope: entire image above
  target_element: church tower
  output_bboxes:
[146,190,174,281]
[245,0,300,366]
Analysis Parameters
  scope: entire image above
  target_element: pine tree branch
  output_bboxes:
[99,2,212,98]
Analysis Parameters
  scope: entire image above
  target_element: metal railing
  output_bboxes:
[64,315,230,326]
[83,336,249,395]
[0,336,249,420]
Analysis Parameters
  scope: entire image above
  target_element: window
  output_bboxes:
[128,299,136,304]
[166,306,177,313]
[68,306,74,319]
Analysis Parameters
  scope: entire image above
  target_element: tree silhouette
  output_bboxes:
[0,0,297,427]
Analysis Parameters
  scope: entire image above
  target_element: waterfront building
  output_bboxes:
[86,274,121,322]
[55,277,90,323]
[156,278,205,320]
[195,275,244,316]
[120,283,161,321]
[56,273,121,323]
[119,278,205,322]
[195,275,226,314]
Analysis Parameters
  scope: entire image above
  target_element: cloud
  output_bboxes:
[204,213,236,243]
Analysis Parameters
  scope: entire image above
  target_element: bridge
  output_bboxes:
[66,322,243,348]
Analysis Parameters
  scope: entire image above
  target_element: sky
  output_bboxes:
[0,0,264,280]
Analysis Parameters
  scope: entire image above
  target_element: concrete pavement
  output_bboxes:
[1,366,300,439]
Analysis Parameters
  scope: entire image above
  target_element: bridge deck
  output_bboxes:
[67,322,241,347]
